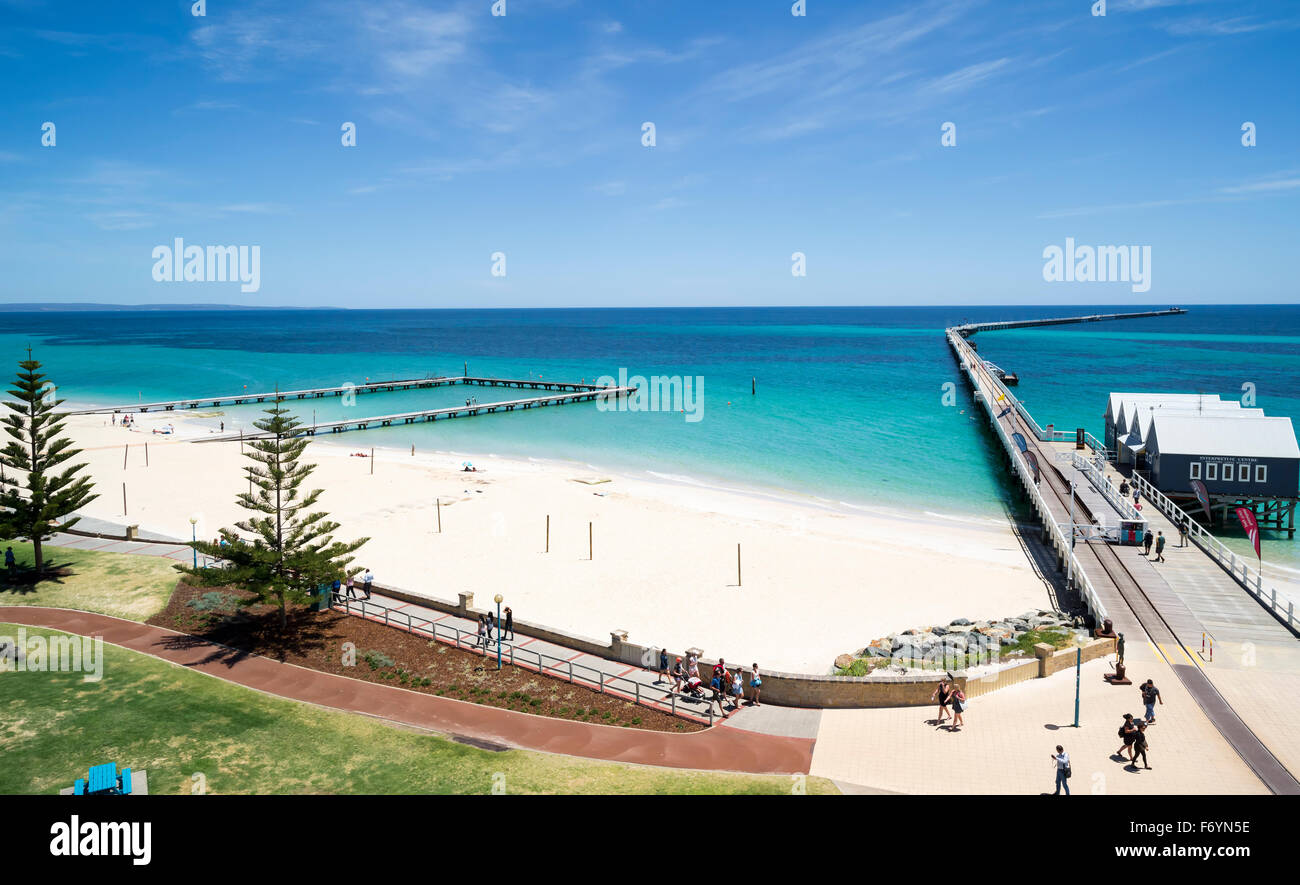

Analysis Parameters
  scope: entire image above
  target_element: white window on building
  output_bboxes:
[1255,464,1268,483]
[1190,462,1202,480]
[1206,463,1218,481]
[1223,463,1234,482]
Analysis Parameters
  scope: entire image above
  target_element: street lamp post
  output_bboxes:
[494,593,504,671]
[1066,480,1077,586]
[1073,643,1083,727]
[189,516,198,568]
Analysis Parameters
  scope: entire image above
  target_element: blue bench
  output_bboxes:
[76,763,133,795]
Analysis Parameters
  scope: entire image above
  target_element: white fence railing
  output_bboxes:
[331,595,720,724]
[1128,473,1299,635]
[1072,452,1143,523]
[950,332,1108,622]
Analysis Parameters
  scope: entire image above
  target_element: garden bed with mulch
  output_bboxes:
[147,583,705,733]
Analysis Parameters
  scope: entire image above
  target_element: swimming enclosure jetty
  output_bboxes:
[949,308,1299,794]
[63,375,617,415]
[64,374,636,441]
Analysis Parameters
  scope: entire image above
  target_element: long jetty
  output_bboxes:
[194,384,635,442]
[62,375,615,416]
[948,309,1299,794]
[954,307,1186,337]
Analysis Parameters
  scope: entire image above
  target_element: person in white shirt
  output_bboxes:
[1051,745,1071,795]
[362,569,374,599]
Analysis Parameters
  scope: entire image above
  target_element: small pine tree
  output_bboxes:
[180,401,367,629]
[0,349,99,574]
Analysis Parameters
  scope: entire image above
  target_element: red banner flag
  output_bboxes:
[1235,506,1261,561]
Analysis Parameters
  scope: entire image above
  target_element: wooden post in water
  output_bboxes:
[737,543,742,586]
[546,514,550,553]
[752,377,756,395]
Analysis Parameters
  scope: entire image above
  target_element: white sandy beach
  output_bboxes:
[64,408,1059,674]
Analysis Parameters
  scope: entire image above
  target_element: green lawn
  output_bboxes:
[0,625,837,795]
[0,541,181,622]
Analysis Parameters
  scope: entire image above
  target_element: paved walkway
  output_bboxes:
[342,591,822,739]
[0,606,814,776]
[812,654,1268,795]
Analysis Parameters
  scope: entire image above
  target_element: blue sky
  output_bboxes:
[1,0,1297,307]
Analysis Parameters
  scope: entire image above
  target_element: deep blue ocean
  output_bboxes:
[3,305,1298,571]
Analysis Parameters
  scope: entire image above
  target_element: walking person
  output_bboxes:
[1052,745,1071,795]
[475,615,488,651]
[709,667,729,718]
[687,652,699,680]
[345,575,356,599]
[749,663,762,707]
[1116,714,1138,762]
[671,657,685,693]
[503,606,514,640]
[1119,479,1130,498]
[656,648,670,685]
[931,677,953,725]
[1154,530,1166,562]
[330,577,341,601]
[1140,679,1163,723]
[4,546,14,574]
[1130,722,1151,770]
[1142,530,1154,557]
[950,684,967,731]
[1179,519,1189,548]
[730,669,744,712]
[485,611,495,642]
[362,568,374,599]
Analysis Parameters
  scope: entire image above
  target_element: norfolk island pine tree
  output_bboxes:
[0,349,98,575]
[178,400,369,630]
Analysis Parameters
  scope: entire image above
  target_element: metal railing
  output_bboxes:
[949,331,1108,622]
[331,595,718,725]
[1128,471,1299,635]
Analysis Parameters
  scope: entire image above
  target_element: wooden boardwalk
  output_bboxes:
[949,318,1299,794]
[62,375,615,416]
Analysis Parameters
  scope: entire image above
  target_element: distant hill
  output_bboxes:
[0,302,327,312]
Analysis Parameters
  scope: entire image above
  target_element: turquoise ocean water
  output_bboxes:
[2,305,1297,573]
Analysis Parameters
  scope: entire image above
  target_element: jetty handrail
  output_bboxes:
[948,330,1108,622]
[1071,452,1142,523]
[331,595,716,725]
[1128,473,1299,634]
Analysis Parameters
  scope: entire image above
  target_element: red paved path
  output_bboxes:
[1,607,813,775]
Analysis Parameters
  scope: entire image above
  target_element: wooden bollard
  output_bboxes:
[123,444,128,469]
[436,498,442,533]
[122,482,127,515]
[370,447,374,475]
[737,543,742,586]
[589,521,593,560]
[546,514,550,553]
